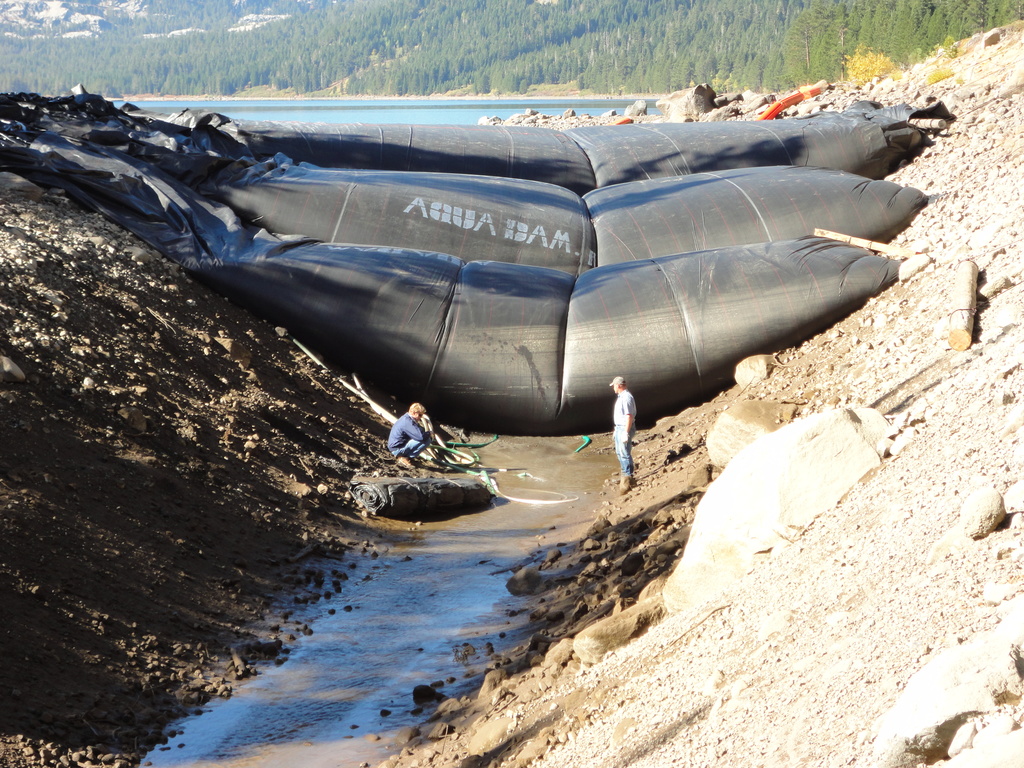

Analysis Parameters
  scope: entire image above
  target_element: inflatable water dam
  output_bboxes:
[0,91,951,436]
[167,102,935,192]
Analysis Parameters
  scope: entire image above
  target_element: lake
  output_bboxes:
[117,97,654,125]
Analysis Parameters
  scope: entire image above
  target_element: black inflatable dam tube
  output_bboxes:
[206,160,597,275]
[555,237,900,432]
[223,120,599,196]
[585,166,926,265]
[198,236,897,435]
[565,106,921,186]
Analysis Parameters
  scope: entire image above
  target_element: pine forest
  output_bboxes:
[0,0,1021,98]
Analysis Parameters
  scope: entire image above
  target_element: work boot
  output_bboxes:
[619,475,632,495]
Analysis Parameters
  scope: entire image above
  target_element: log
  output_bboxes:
[947,260,979,351]
[813,228,917,259]
[909,118,949,131]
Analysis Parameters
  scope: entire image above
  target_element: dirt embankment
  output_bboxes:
[0,188,423,766]
[2,23,1023,768]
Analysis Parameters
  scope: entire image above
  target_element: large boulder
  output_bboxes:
[506,566,544,596]
[959,486,1006,539]
[734,354,777,388]
[1,355,26,383]
[927,486,1007,564]
[624,99,648,117]
[872,596,1024,767]
[468,716,513,756]
[656,84,717,121]
[942,729,1024,768]
[705,399,797,470]
[573,598,666,665]
[663,408,889,614]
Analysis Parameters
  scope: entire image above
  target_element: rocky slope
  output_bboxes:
[1,23,1023,768]
[376,24,1024,768]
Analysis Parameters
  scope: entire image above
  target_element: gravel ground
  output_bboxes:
[377,24,1024,768]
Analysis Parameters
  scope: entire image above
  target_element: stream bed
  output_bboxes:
[143,435,613,768]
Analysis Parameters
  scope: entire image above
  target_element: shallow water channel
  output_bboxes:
[144,435,613,768]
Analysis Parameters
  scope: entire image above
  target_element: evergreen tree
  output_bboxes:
[784,0,845,82]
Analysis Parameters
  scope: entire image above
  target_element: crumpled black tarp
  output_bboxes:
[0,91,922,435]
[349,476,494,517]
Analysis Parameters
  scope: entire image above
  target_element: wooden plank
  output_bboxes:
[813,228,918,259]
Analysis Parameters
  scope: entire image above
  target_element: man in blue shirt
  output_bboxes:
[610,376,637,494]
[387,403,431,468]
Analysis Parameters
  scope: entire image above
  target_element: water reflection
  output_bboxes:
[144,435,613,768]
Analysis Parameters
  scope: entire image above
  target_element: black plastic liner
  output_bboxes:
[585,166,927,265]
[565,104,933,186]
[205,159,597,274]
[1,92,914,435]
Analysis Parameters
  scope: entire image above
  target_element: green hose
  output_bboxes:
[447,434,499,449]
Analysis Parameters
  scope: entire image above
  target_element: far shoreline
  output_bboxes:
[118,92,660,102]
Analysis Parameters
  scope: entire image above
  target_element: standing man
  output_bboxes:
[388,403,431,468]
[610,376,636,494]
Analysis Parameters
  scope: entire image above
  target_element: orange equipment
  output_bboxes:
[756,80,828,120]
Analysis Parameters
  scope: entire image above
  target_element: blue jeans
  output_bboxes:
[613,425,635,476]
[393,438,430,458]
